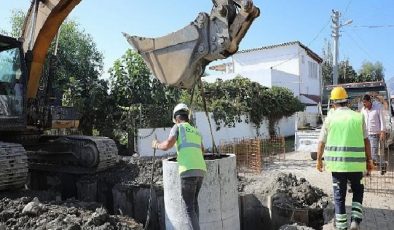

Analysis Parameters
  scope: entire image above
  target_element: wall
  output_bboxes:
[137,127,176,157]
[137,112,296,156]
[208,43,321,99]
[298,47,321,96]
[271,69,300,96]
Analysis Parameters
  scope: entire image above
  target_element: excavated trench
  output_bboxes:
[1,156,163,229]
[1,157,333,230]
[239,173,334,230]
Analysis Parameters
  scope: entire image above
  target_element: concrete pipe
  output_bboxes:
[163,154,239,230]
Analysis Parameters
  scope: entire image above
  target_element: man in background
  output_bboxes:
[361,94,387,173]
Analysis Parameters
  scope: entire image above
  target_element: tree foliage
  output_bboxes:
[47,20,106,135]
[108,49,182,150]
[358,61,384,82]
[188,76,304,137]
[0,9,25,37]
[109,49,182,128]
[338,60,358,83]
[322,40,385,85]
[321,40,333,85]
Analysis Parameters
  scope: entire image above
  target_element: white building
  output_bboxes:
[207,41,323,112]
[136,42,324,155]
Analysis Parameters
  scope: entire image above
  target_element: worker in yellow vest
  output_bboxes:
[152,103,207,230]
[316,87,374,230]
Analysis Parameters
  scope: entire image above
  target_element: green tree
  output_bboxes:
[338,60,358,83]
[263,86,305,137]
[321,40,358,84]
[0,9,25,37]
[108,49,181,150]
[358,61,384,82]
[47,20,106,135]
[188,76,304,137]
[321,39,333,85]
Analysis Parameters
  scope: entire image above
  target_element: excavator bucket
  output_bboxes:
[124,0,260,89]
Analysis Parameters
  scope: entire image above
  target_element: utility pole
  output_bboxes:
[331,10,352,85]
[331,10,340,85]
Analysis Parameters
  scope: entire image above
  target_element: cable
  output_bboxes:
[270,18,330,70]
[144,139,157,230]
[343,0,352,17]
[351,25,394,29]
[343,30,373,60]
[199,79,218,155]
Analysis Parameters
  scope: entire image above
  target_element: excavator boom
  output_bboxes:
[22,0,81,99]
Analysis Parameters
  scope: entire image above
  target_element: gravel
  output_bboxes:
[279,223,315,230]
[0,197,142,230]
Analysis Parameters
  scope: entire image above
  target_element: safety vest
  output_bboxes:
[324,109,366,172]
[176,122,207,174]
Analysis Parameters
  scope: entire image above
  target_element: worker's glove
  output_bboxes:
[152,139,159,149]
[366,160,374,173]
[316,159,323,172]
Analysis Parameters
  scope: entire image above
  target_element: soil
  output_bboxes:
[86,156,164,187]
[266,173,329,209]
[279,223,315,230]
[0,196,142,229]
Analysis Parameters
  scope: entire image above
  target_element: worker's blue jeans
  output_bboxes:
[181,176,204,230]
[369,134,383,162]
[332,172,364,229]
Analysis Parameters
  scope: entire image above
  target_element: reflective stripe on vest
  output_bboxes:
[177,125,202,150]
[324,109,366,172]
[176,123,207,174]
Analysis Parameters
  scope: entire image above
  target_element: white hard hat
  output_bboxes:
[173,103,190,123]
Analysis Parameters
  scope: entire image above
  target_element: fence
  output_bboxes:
[219,136,286,173]
[364,145,394,195]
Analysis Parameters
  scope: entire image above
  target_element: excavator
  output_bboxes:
[0,0,259,190]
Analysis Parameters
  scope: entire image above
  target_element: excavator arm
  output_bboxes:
[22,0,259,98]
[21,0,81,99]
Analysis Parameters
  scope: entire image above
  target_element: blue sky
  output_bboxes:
[1,0,393,79]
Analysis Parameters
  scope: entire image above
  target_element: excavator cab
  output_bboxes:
[0,35,26,130]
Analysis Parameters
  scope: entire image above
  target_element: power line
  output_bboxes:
[270,18,331,69]
[351,25,394,29]
[343,30,373,61]
[343,0,352,16]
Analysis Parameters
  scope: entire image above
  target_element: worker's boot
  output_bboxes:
[349,221,360,230]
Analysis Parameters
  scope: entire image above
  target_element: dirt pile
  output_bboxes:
[278,223,315,230]
[86,156,164,187]
[0,196,142,230]
[263,173,329,209]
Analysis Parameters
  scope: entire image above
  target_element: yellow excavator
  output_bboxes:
[0,0,259,190]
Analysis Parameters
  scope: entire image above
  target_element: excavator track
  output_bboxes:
[27,136,118,174]
[0,142,28,190]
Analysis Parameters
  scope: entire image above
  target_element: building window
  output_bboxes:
[308,61,317,79]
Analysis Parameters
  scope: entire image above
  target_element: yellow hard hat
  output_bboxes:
[330,86,348,102]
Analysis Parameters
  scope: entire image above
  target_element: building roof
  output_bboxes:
[300,94,321,104]
[237,41,323,63]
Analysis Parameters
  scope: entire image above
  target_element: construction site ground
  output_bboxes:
[259,151,394,230]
